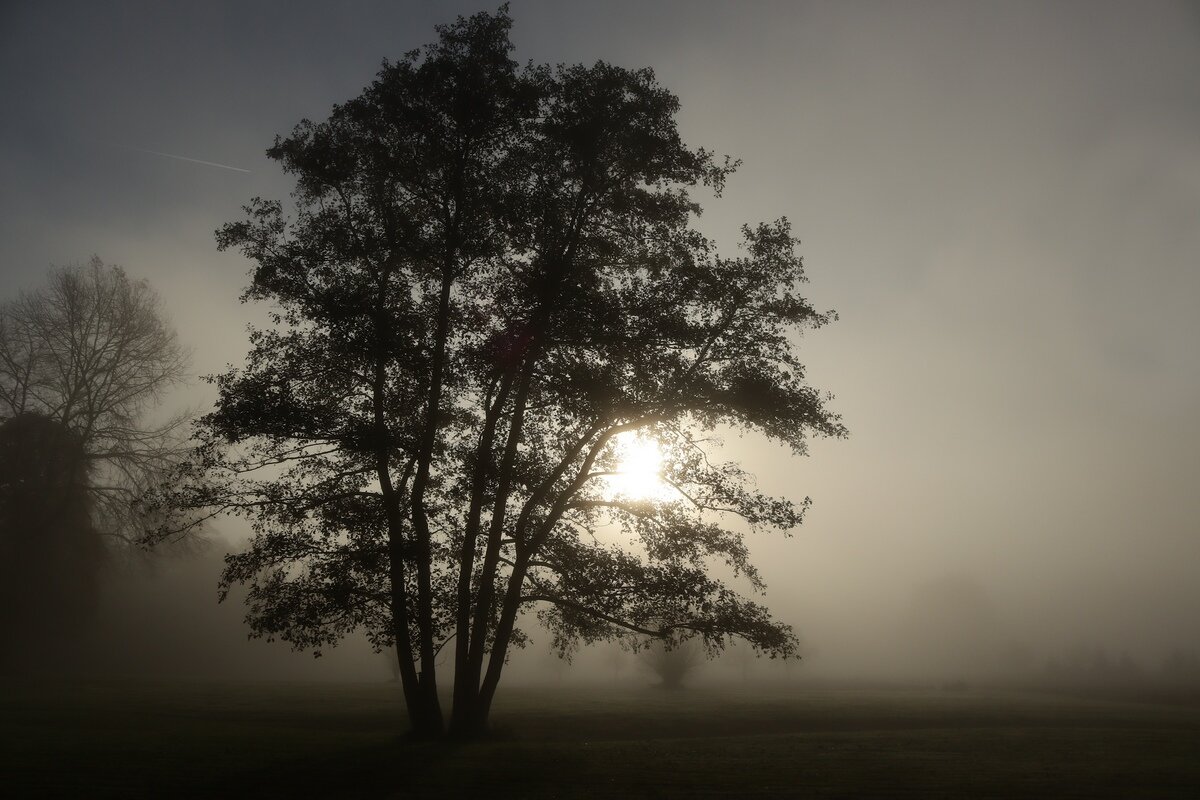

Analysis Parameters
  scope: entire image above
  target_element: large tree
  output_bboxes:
[154,8,844,738]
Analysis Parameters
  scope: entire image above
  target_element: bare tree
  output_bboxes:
[0,257,189,546]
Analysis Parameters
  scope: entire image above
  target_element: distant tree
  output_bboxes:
[1045,644,1144,688]
[0,413,102,672]
[905,575,1002,678]
[0,259,190,672]
[726,639,757,683]
[602,643,630,683]
[640,637,706,689]
[1160,648,1200,684]
[0,257,190,546]
[543,644,572,683]
[153,8,843,739]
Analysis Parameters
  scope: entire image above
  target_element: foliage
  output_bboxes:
[152,7,844,737]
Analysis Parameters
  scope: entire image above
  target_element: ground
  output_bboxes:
[3,680,1199,797]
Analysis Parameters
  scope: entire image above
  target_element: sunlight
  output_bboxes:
[605,433,675,501]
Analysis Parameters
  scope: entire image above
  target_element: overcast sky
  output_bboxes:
[2,0,1198,674]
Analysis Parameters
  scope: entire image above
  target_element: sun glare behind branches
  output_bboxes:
[604,433,676,502]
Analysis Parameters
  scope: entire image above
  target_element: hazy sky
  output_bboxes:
[2,0,1198,674]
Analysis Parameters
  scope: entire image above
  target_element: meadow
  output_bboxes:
[4,679,1200,798]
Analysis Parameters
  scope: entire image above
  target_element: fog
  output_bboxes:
[2,1,1199,691]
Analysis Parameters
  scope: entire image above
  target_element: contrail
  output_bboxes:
[122,145,250,173]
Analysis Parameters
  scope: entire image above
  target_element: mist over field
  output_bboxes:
[53,532,1196,694]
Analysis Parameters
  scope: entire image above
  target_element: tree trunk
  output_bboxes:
[470,557,530,733]
[388,539,444,739]
[408,270,455,727]
[447,565,528,739]
[395,641,445,738]
[447,692,490,740]
[449,375,515,736]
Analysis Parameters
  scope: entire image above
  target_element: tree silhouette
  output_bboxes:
[0,258,190,547]
[640,637,706,689]
[0,413,102,672]
[153,7,844,738]
[0,259,189,671]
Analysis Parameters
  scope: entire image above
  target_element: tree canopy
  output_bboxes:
[154,7,845,738]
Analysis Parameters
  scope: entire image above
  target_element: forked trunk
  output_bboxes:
[396,646,445,739]
[446,619,518,739]
[447,695,490,740]
[447,646,493,739]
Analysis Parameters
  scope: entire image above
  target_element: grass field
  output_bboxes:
[3,679,1200,798]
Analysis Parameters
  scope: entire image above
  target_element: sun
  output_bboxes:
[605,433,674,501]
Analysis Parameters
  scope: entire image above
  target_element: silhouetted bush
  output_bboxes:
[0,413,104,673]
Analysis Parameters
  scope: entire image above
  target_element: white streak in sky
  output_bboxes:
[124,146,250,173]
